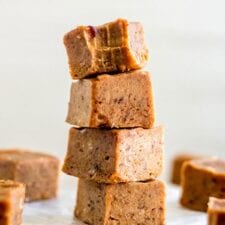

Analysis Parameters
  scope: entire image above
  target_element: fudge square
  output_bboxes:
[63,18,148,79]
[180,158,225,211]
[208,197,225,225]
[75,179,165,225]
[63,126,163,183]
[0,180,25,225]
[66,70,155,128]
[0,149,60,202]
[170,153,201,185]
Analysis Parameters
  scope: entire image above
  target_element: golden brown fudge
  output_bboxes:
[0,180,25,225]
[75,179,165,225]
[64,18,148,79]
[63,126,163,183]
[0,149,60,202]
[208,197,225,225]
[180,158,225,211]
[66,70,155,128]
[171,153,201,185]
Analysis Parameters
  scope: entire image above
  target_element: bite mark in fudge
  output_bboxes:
[66,70,155,128]
[63,126,164,183]
[0,149,60,202]
[63,18,148,79]
[75,179,165,225]
[170,153,201,185]
[208,197,225,225]
[180,158,225,211]
[0,180,25,225]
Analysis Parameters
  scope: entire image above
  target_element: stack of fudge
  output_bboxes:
[62,19,165,225]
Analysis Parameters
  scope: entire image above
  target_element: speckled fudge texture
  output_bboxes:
[171,153,201,185]
[64,18,148,79]
[0,180,25,225]
[75,179,165,225]
[63,126,163,183]
[180,158,225,211]
[208,197,225,225]
[66,70,155,128]
[0,149,60,202]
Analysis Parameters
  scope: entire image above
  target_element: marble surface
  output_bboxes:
[23,176,207,225]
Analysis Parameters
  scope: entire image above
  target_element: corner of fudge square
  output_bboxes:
[0,149,60,202]
[180,157,225,212]
[0,180,25,225]
[170,153,201,185]
[75,179,165,225]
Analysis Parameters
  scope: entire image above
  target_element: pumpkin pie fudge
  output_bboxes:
[75,179,165,225]
[0,149,60,202]
[0,180,25,225]
[64,19,148,79]
[208,197,225,225]
[63,126,163,183]
[171,153,201,185]
[66,70,155,128]
[180,158,225,211]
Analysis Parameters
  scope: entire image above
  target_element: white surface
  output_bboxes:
[0,1,225,175]
[23,175,207,225]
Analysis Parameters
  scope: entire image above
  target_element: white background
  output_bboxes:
[0,0,225,178]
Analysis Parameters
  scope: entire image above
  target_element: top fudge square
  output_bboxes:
[0,149,60,202]
[66,70,155,128]
[64,18,148,79]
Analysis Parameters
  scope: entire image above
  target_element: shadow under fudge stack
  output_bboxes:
[62,19,165,225]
